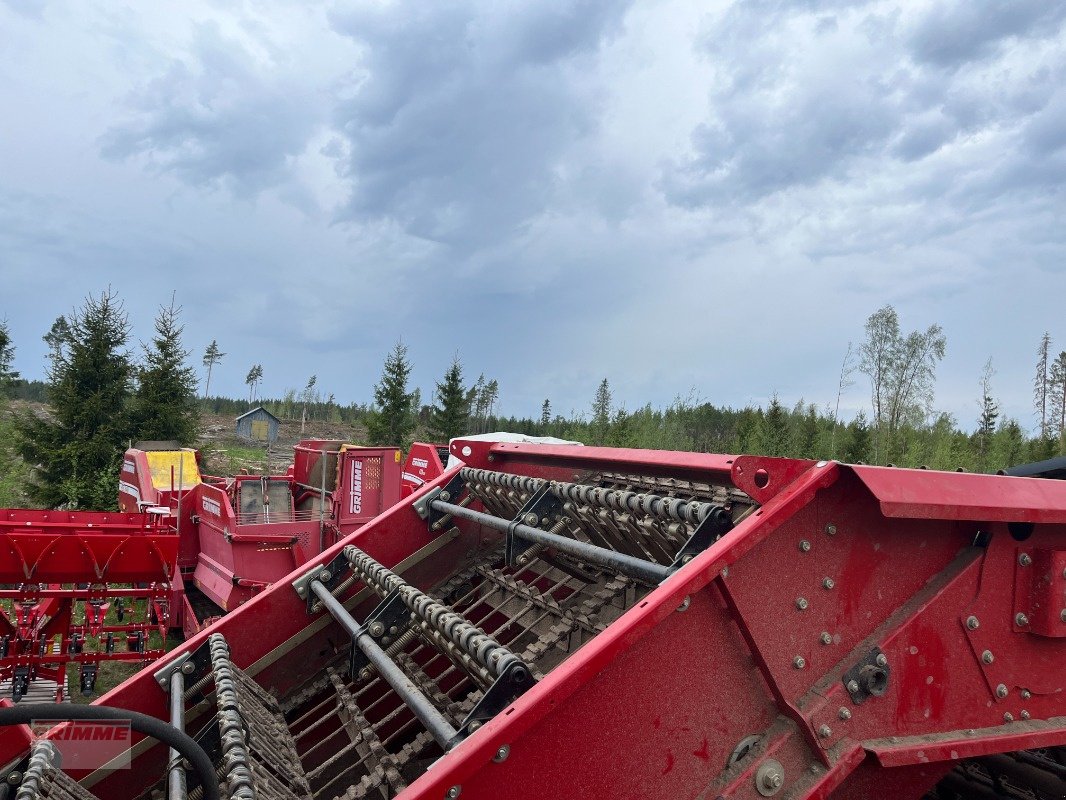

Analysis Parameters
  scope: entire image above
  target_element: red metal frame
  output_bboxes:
[8,442,1063,799]
[0,510,176,702]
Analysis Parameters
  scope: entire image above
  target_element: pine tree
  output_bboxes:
[1034,332,1052,438]
[245,364,263,403]
[202,340,225,398]
[540,399,551,429]
[754,394,790,457]
[365,341,417,447]
[842,411,872,464]
[17,289,134,509]
[591,379,612,445]
[133,297,199,444]
[0,321,18,397]
[301,375,317,433]
[1048,351,1066,452]
[976,358,999,471]
[428,356,470,442]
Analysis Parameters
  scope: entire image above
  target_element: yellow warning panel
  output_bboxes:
[146,450,202,490]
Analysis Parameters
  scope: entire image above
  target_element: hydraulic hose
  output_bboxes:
[0,703,219,800]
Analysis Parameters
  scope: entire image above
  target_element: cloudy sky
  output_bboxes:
[2,0,1064,428]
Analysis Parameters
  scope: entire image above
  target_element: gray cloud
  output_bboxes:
[99,21,323,198]
[325,1,629,247]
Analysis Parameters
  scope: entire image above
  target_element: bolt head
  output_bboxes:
[796,597,809,611]
[799,540,812,552]
[446,787,462,799]
[1021,689,1032,700]
[440,491,451,501]
[1021,710,1031,720]
[359,668,371,680]
[818,724,832,738]
[966,615,980,630]
[1060,608,1066,623]
[1018,553,1032,567]
[996,683,1008,698]
[525,514,538,525]
[754,760,785,797]
[318,570,331,583]
[820,632,832,645]
[793,656,806,669]
[982,650,994,664]
[7,772,21,786]
[875,653,888,668]
[847,679,860,694]
[838,707,852,720]
[368,621,385,637]
[825,524,837,536]
[493,745,510,763]
[823,577,835,590]
[181,661,195,675]
[1003,712,1014,723]
[1015,612,1030,627]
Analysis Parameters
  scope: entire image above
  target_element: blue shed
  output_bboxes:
[235,406,281,444]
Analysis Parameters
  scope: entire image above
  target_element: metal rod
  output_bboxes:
[319,447,328,553]
[308,579,459,749]
[168,669,187,800]
[430,500,673,584]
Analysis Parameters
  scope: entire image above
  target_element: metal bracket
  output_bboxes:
[842,647,890,705]
[506,484,564,568]
[292,552,350,609]
[670,506,734,570]
[418,474,466,530]
[155,641,213,693]
[456,661,536,739]
[349,589,410,678]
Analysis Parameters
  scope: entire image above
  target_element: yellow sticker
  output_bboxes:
[395,450,402,462]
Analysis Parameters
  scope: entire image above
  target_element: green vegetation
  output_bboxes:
[428,356,471,442]
[132,297,200,444]
[365,341,417,448]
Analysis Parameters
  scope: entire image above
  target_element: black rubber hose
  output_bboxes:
[0,703,219,800]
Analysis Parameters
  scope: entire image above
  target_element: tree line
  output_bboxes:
[3,293,1066,511]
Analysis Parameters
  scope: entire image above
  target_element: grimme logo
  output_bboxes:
[350,461,363,515]
[202,496,222,517]
[31,720,132,769]
[412,457,429,470]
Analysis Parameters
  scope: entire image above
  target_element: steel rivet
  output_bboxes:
[825,524,837,536]
[493,745,510,763]
[966,615,980,630]
[447,787,462,799]
[822,577,835,590]
[838,707,851,720]
[7,772,21,786]
[875,653,888,668]
[1015,612,1029,627]
[847,679,860,694]
[799,540,811,552]
[818,724,832,738]
[1021,710,1031,720]
[1018,553,1032,567]
[982,650,994,664]
[1021,689,1032,700]
[796,597,809,611]
[1003,712,1014,723]
[820,631,832,645]
[996,684,1008,698]
[793,656,806,669]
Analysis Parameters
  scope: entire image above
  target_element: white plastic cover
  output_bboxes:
[446,432,583,470]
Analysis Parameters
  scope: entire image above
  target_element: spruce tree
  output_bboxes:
[0,321,17,397]
[134,298,199,444]
[428,356,470,442]
[365,341,417,447]
[540,399,551,429]
[17,290,134,509]
[753,394,789,457]
[590,378,612,444]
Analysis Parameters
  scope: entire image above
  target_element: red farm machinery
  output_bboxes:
[0,439,1061,799]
